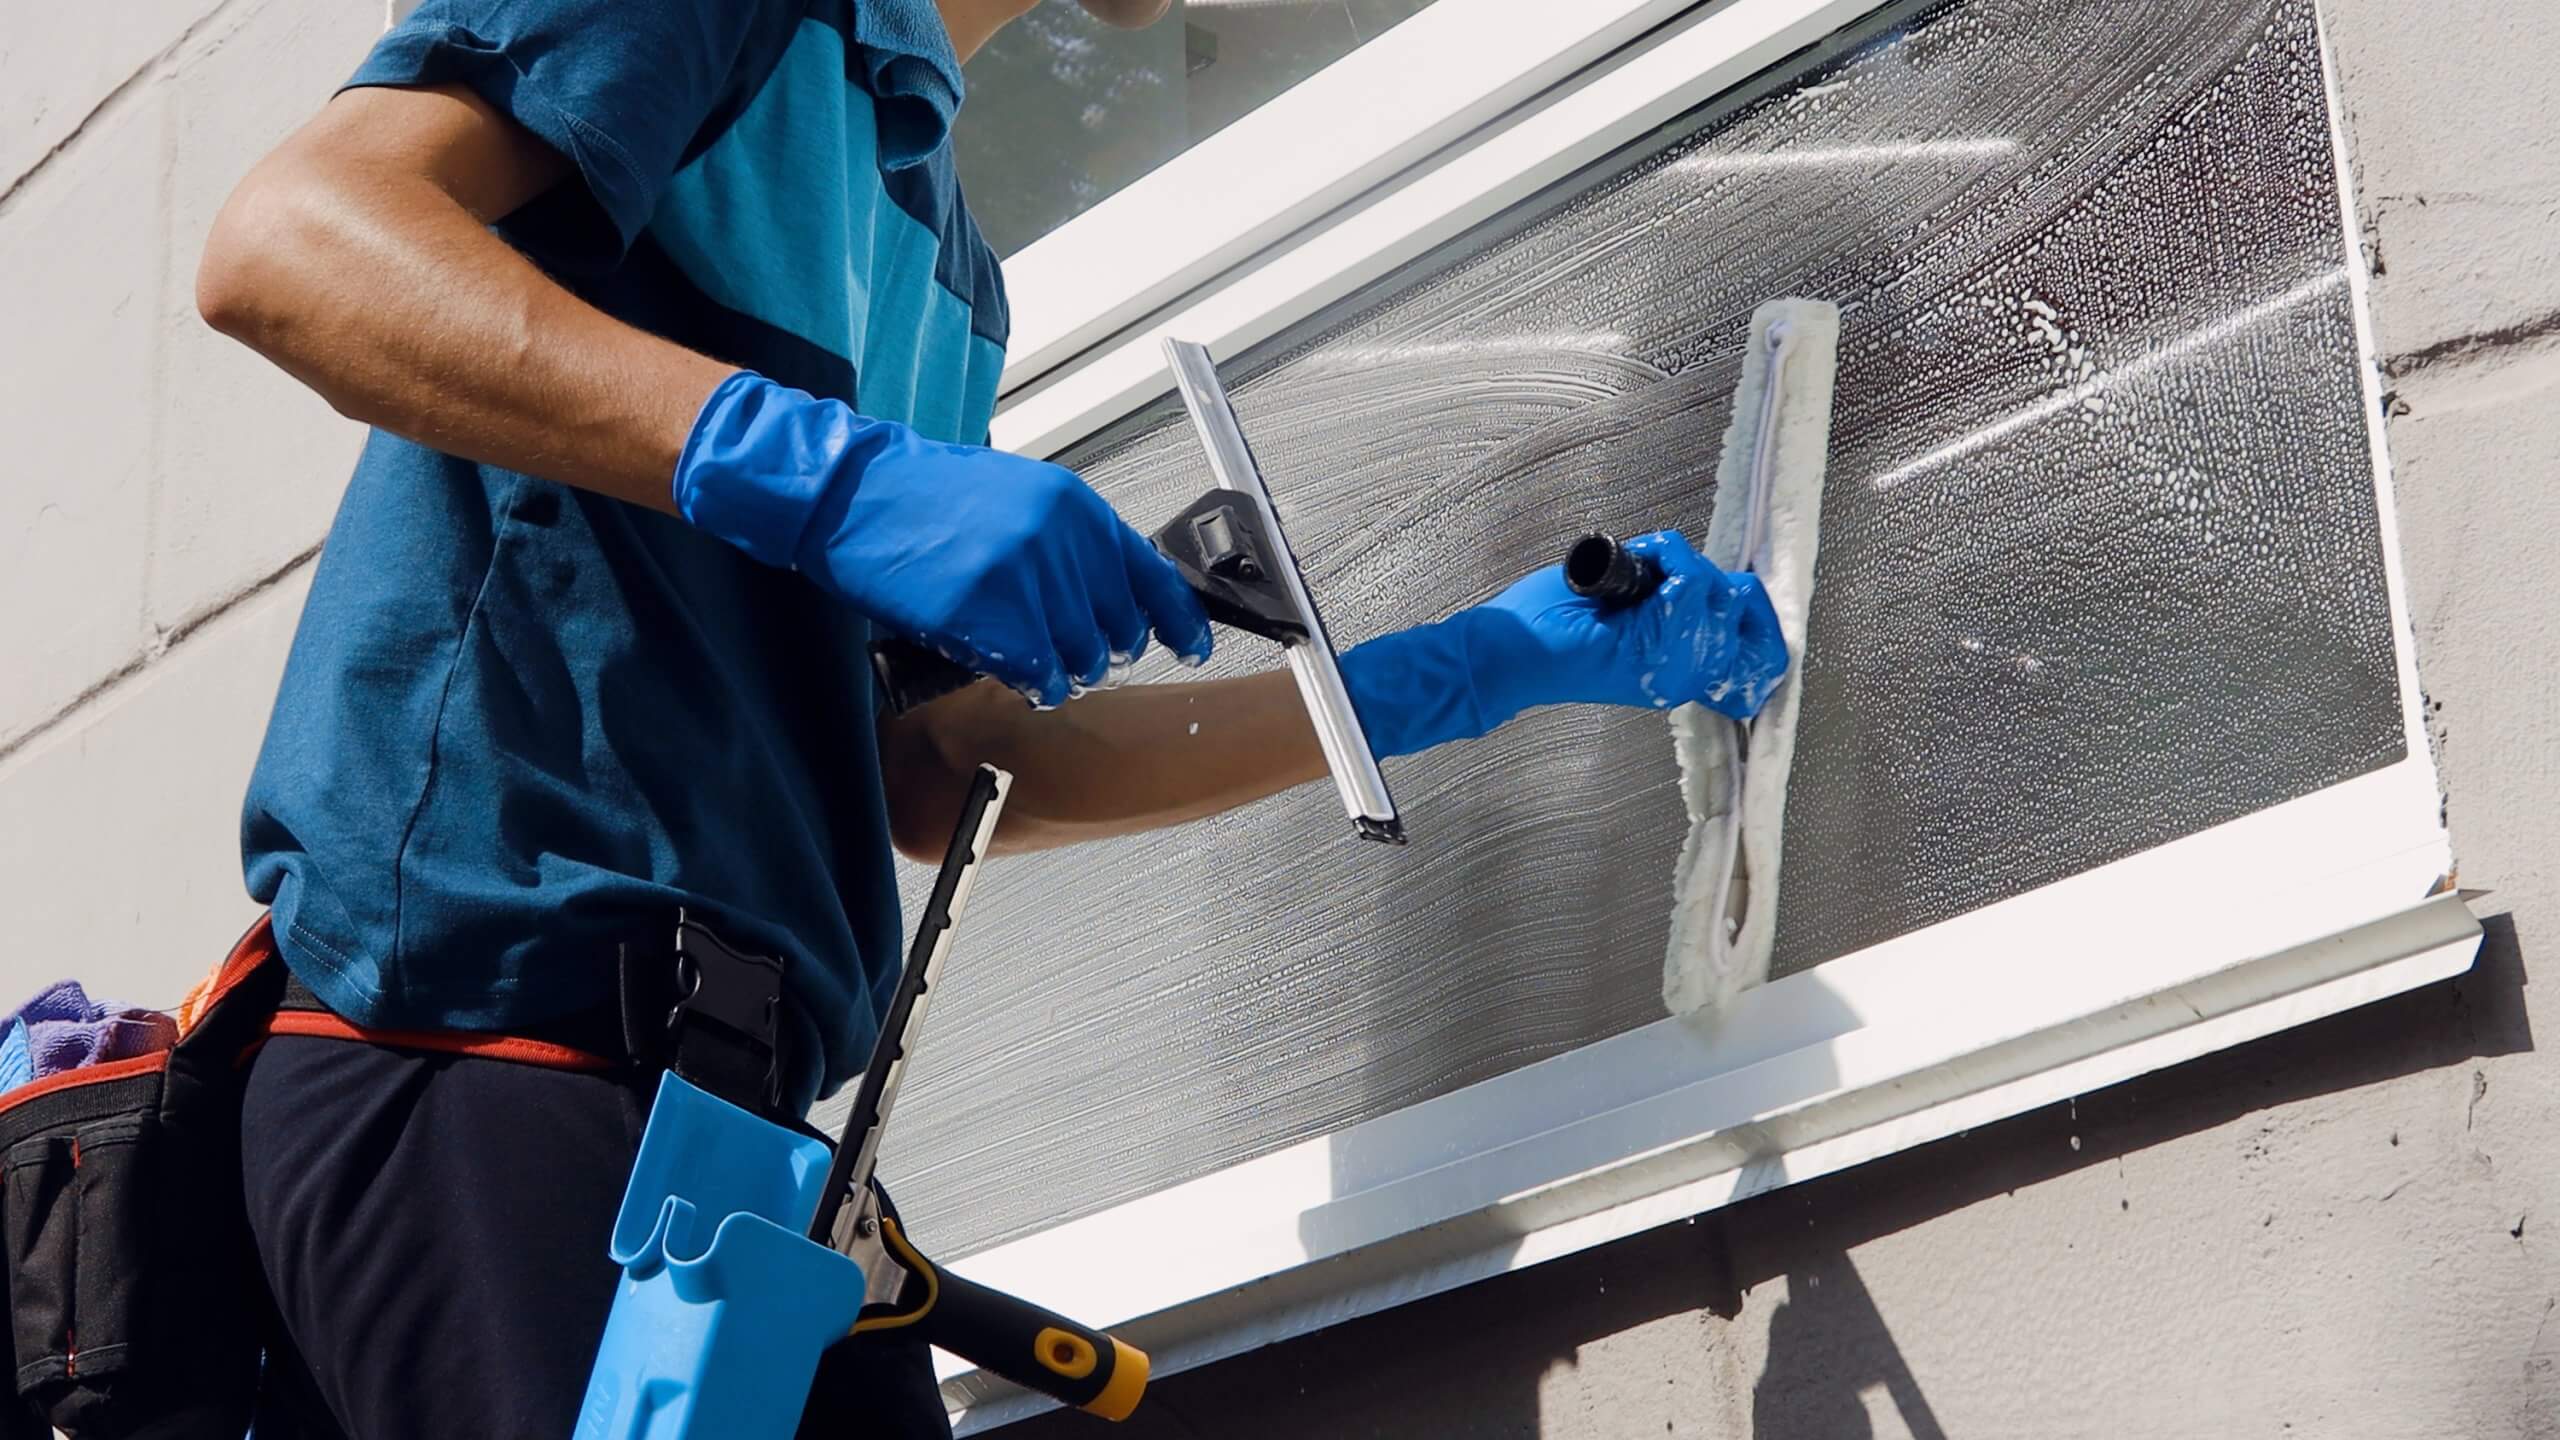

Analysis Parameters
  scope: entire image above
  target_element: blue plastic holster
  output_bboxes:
[573,1072,869,1440]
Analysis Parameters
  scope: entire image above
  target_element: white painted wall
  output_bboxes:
[0,0,377,1004]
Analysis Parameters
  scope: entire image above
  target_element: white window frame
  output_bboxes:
[993,0,1718,395]
[940,0,2474,1427]
[991,0,1895,457]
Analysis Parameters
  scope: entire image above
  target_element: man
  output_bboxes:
[194,0,1786,1433]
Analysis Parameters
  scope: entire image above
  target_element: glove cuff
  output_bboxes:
[1339,609,1527,760]
[673,371,895,573]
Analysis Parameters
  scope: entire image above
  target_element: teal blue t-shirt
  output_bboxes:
[240,0,1008,1110]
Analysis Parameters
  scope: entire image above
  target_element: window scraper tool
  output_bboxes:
[872,339,1403,844]
[1664,298,1843,1017]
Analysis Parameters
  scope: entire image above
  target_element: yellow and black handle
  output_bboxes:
[856,1216,1148,1421]
[926,1263,1149,1421]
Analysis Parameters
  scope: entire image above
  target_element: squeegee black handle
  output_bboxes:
[923,1264,1149,1421]
[871,638,982,715]
[1563,533,1665,608]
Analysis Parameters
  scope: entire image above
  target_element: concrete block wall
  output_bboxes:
[1016,2,2560,1435]
[1,0,2552,1434]
[1,0,376,1002]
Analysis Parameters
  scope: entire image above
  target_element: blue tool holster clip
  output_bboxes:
[574,1069,869,1440]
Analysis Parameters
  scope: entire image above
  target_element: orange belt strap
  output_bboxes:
[222,914,615,1074]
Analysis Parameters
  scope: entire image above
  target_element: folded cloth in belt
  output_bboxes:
[1,980,177,1084]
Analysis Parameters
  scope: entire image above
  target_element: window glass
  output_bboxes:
[954,0,1446,257]
[875,0,2398,1260]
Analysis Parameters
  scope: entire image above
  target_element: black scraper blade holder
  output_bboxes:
[870,490,1314,714]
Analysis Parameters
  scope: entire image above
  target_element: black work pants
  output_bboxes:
[240,1034,950,1439]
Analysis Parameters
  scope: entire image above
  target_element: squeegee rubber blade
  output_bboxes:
[1162,339,1404,844]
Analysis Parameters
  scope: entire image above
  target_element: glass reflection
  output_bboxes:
[956,0,1445,256]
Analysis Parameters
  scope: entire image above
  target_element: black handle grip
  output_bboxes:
[872,638,982,715]
[923,1263,1149,1421]
[1562,533,1665,608]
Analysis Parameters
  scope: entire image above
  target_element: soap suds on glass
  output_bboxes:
[873,0,2406,1261]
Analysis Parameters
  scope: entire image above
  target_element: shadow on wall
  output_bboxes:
[1005,914,2529,1438]
[1751,1258,1945,1440]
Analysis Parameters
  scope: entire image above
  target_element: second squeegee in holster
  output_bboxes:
[573,766,1147,1439]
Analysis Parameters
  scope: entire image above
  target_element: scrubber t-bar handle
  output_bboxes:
[1563,533,1665,609]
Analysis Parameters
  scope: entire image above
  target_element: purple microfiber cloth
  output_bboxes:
[5,980,177,1083]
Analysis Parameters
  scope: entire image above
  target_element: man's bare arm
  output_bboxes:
[878,673,1335,858]
[195,83,731,510]
[208,83,1346,851]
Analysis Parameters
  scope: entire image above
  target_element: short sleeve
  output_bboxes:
[344,0,807,270]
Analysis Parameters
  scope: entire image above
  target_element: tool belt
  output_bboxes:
[267,909,799,1116]
[0,919,278,1439]
[0,909,803,1440]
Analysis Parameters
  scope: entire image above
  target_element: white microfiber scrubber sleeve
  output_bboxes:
[1664,298,1842,1017]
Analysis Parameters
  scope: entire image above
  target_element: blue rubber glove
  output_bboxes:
[1339,530,1787,759]
[674,371,1213,706]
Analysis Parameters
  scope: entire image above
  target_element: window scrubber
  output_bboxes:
[1664,298,1842,1017]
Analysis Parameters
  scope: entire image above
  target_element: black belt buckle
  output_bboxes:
[658,909,786,1111]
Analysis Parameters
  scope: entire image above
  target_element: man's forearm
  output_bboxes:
[196,84,729,512]
[879,672,1330,856]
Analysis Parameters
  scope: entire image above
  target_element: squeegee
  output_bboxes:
[1157,339,1401,842]
[873,339,1402,844]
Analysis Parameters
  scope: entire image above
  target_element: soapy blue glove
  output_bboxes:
[1340,530,1787,758]
[674,371,1214,706]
